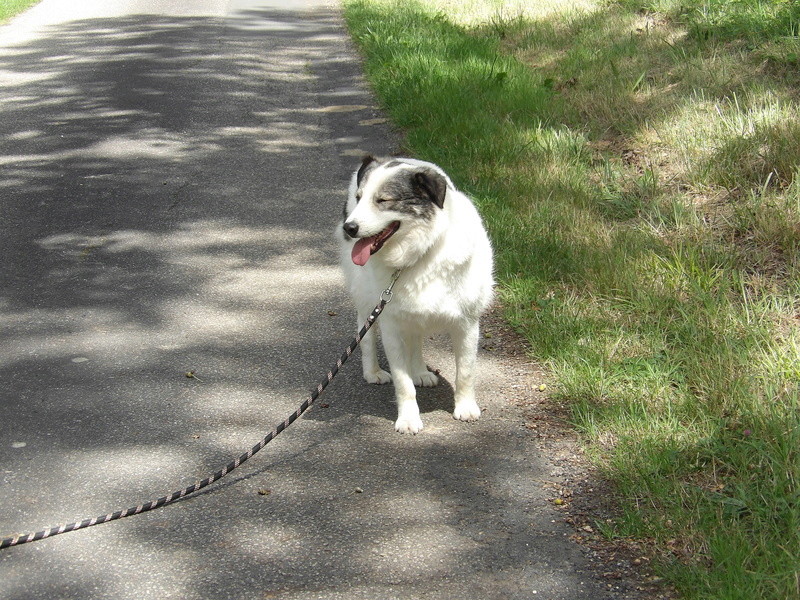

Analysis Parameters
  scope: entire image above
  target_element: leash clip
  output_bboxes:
[380,269,402,303]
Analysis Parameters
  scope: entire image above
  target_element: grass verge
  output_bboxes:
[0,0,41,23]
[343,0,800,598]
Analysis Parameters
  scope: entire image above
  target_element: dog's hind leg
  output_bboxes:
[451,320,482,421]
[357,308,392,384]
[408,333,439,388]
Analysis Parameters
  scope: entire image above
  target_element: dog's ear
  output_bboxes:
[357,155,379,187]
[413,168,447,209]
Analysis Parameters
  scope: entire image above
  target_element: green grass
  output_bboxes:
[343,0,800,597]
[0,0,41,22]
[619,0,800,43]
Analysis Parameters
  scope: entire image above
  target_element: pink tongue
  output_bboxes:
[351,236,375,266]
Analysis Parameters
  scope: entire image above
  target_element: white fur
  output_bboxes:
[338,158,494,433]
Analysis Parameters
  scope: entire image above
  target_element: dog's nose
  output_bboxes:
[343,221,359,238]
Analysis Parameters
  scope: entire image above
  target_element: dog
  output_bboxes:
[338,155,494,433]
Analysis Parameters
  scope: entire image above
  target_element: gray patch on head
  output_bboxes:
[356,155,403,191]
[354,155,389,205]
[373,167,447,219]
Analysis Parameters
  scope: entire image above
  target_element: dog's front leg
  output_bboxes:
[451,320,481,421]
[357,308,392,385]
[381,324,424,434]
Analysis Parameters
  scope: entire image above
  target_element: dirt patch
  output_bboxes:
[482,305,679,600]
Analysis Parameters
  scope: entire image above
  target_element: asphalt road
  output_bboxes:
[1,1,612,598]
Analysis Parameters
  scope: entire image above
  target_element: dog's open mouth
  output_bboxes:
[351,221,401,266]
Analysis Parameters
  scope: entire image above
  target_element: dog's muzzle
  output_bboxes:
[347,221,401,266]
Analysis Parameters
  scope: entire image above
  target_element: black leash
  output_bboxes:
[0,272,401,550]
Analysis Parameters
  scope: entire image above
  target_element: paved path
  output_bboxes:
[0,1,611,598]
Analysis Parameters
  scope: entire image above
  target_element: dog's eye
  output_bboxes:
[355,191,363,201]
[375,196,394,204]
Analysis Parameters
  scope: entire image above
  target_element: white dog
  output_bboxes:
[338,156,494,433]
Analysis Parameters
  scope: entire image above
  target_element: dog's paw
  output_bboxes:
[453,399,481,422]
[395,414,424,434]
[412,370,439,387]
[364,369,392,385]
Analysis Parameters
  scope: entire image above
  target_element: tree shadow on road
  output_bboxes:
[0,6,599,600]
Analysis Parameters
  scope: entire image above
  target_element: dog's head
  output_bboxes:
[342,156,450,267]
